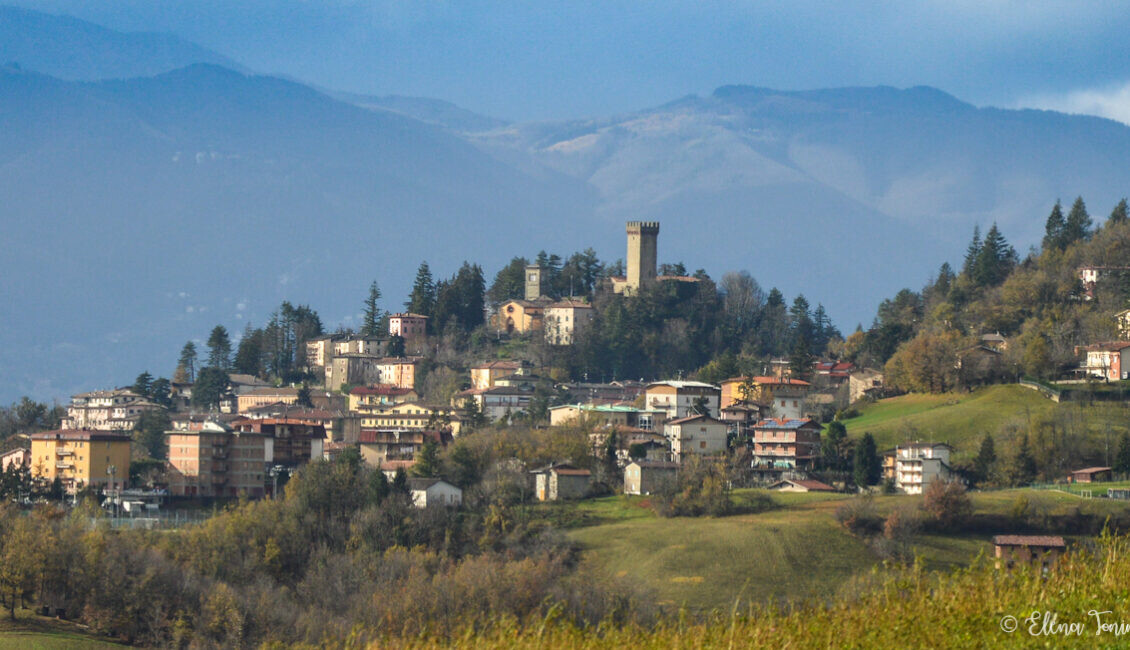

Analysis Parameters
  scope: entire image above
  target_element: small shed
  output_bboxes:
[624,460,678,495]
[992,535,1066,571]
[531,463,592,501]
[1071,467,1113,483]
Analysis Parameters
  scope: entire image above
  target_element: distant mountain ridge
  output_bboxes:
[5,6,1130,402]
[0,4,243,80]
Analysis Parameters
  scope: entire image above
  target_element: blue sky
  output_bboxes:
[9,0,1130,121]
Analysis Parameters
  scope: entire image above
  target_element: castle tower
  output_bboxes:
[626,221,659,293]
[524,264,542,301]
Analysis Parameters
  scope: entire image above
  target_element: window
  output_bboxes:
[700,441,706,448]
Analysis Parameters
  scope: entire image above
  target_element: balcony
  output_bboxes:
[55,448,74,457]
[55,461,74,470]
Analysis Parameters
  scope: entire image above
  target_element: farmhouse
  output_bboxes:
[531,463,592,501]
[992,535,1065,571]
[406,478,463,508]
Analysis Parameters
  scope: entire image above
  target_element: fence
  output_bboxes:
[91,509,213,530]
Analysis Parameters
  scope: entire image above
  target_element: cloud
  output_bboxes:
[1020,82,1130,126]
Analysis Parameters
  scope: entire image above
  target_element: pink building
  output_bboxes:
[389,313,429,353]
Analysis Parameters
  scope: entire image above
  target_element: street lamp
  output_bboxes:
[106,465,117,517]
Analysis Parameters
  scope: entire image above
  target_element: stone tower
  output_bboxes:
[626,221,659,293]
[524,264,542,301]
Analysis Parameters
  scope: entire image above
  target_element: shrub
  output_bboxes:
[834,497,882,537]
[922,479,972,531]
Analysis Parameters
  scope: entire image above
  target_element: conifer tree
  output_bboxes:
[853,433,881,487]
[1115,432,1130,475]
[1042,200,1066,251]
[206,326,232,370]
[1109,198,1129,226]
[1063,196,1093,245]
[361,280,382,337]
[177,341,198,383]
[974,433,996,484]
[406,262,436,322]
[972,223,1016,287]
[962,226,982,277]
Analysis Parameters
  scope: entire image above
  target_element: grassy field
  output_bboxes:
[566,487,1130,612]
[0,613,124,649]
[836,384,1130,460]
[567,491,999,612]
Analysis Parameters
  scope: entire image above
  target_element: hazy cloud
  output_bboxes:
[1021,82,1130,126]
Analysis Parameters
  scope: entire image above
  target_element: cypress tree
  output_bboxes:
[406,262,436,321]
[974,433,996,484]
[1115,432,1130,474]
[853,433,880,487]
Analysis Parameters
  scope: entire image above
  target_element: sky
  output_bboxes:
[8,0,1130,122]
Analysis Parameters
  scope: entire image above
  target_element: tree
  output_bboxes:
[192,368,230,410]
[412,439,441,478]
[822,421,850,471]
[1109,198,1129,226]
[133,410,172,459]
[487,257,530,304]
[234,324,265,376]
[132,371,153,398]
[1042,200,1066,251]
[177,341,198,383]
[972,223,1016,287]
[974,433,997,485]
[1115,432,1130,474]
[1011,434,1038,485]
[853,433,880,488]
[14,397,47,432]
[922,479,972,530]
[387,335,406,358]
[148,377,172,408]
[406,262,436,321]
[206,326,233,370]
[296,384,313,408]
[1062,196,1093,245]
[361,280,383,337]
[961,226,982,277]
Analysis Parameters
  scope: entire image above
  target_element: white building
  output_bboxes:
[406,478,463,508]
[644,381,721,419]
[544,301,595,345]
[894,443,954,495]
[663,414,728,462]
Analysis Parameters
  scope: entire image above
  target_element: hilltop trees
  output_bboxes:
[175,342,197,383]
[488,257,530,305]
[406,262,437,321]
[432,262,486,333]
[206,326,232,370]
[361,281,383,337]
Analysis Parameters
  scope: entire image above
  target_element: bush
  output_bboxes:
[922,479,972,531]
[834,497,882,537]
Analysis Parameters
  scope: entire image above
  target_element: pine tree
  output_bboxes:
[206,326,232,370]
[1109,198,1129,226]
[962,226,982,277]
[1063,196,1093,245]
[177,341,198,383]
[132,371,153,398]
[406,262,436,322]
[234,324,264,377]
[972,223,1016,287]
[1012,434,1037,485]
[1042,200,1066,251]
[1115,432,1130,474]
[974,433,996,485]
[362,280,382,337]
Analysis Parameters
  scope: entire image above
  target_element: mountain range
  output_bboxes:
[3,5,1130,402]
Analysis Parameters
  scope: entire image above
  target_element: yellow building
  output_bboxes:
[30,429,132,493]
[359,402,463,435]
[492,299,549,334]
[470,360,530,390]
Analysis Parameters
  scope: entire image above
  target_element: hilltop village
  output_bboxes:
[9,205,1130,508]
